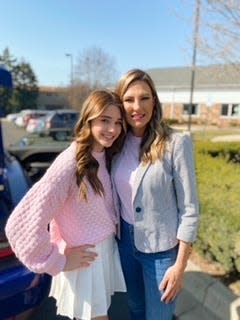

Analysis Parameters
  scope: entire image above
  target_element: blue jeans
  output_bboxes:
[117,218,178,320]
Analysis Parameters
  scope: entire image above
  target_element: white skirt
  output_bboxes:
[49,235,126,320]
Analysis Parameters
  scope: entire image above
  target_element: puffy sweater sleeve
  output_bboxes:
[5,143,76,276]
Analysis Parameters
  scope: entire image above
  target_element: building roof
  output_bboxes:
[147,64,240,90]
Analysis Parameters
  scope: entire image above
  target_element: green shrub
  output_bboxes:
[194,142,240,274]
[164,118,179,125]
[196,141,240,163]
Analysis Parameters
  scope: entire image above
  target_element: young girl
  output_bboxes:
[5,90,127,320]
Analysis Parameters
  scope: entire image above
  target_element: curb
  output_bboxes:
[176,260,240,320]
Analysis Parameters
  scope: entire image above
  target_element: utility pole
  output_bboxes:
[65,53,73,108]
[188,0,201,132]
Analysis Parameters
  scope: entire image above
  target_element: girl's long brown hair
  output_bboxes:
[74,90,126,200]
[115,69,172,164]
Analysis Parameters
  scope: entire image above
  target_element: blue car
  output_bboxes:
[0,67,51,319]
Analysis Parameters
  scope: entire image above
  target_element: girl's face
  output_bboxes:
[122,80,155,137]
[91,104,123,152]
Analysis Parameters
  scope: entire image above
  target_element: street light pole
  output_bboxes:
[65,53,73,108]
[188,0,201,132]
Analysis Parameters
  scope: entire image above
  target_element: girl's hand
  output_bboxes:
[63,244,98,271]
[159,265,184,303]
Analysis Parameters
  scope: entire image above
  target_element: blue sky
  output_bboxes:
[1,0,195,87]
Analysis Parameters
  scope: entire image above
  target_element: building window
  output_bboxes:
[221,104,240,117]
[183,104,199,115]
[221,104,228,116]
[232,104,240,116]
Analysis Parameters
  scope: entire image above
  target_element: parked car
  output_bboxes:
[39,109,79,141]
[0,67,51,319]
[6,112,20,123]
[14,110,49,128]
[8,139,68,184]
[26,116,47,134]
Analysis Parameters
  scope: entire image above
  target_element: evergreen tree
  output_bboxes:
[13,62,38,110]
[0,48,39,113]
[0,48,15,114]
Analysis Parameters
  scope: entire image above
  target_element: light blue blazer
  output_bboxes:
[112,131,199,253]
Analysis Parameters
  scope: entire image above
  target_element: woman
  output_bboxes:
[6,90,127,320]
[112,69,199,320]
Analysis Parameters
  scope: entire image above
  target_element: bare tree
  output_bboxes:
[75,46,118,90]
[199,0,240,68]
[70,81,92,111]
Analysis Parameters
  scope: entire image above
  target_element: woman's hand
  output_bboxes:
[63,244,98,271]
[159,240,192,303]
[159,264,184,304]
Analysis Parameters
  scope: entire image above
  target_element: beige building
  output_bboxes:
[148,64,240,128]
[37,65,240,128]
[37,86,69,110]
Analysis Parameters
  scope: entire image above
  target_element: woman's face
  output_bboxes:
[122,80,155,137]
[91,104,123,152]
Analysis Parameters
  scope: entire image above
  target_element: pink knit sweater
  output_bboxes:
[5,142,117,276]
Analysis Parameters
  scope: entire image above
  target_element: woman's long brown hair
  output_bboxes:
[74,89,126,200]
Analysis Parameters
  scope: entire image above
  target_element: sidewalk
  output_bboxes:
[175,260,240,320]
[211,134,240,142]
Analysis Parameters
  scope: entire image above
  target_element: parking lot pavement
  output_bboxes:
[29,293,130,320]
[29,261,240,320]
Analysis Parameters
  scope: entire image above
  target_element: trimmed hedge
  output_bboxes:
[194,141,240,274]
